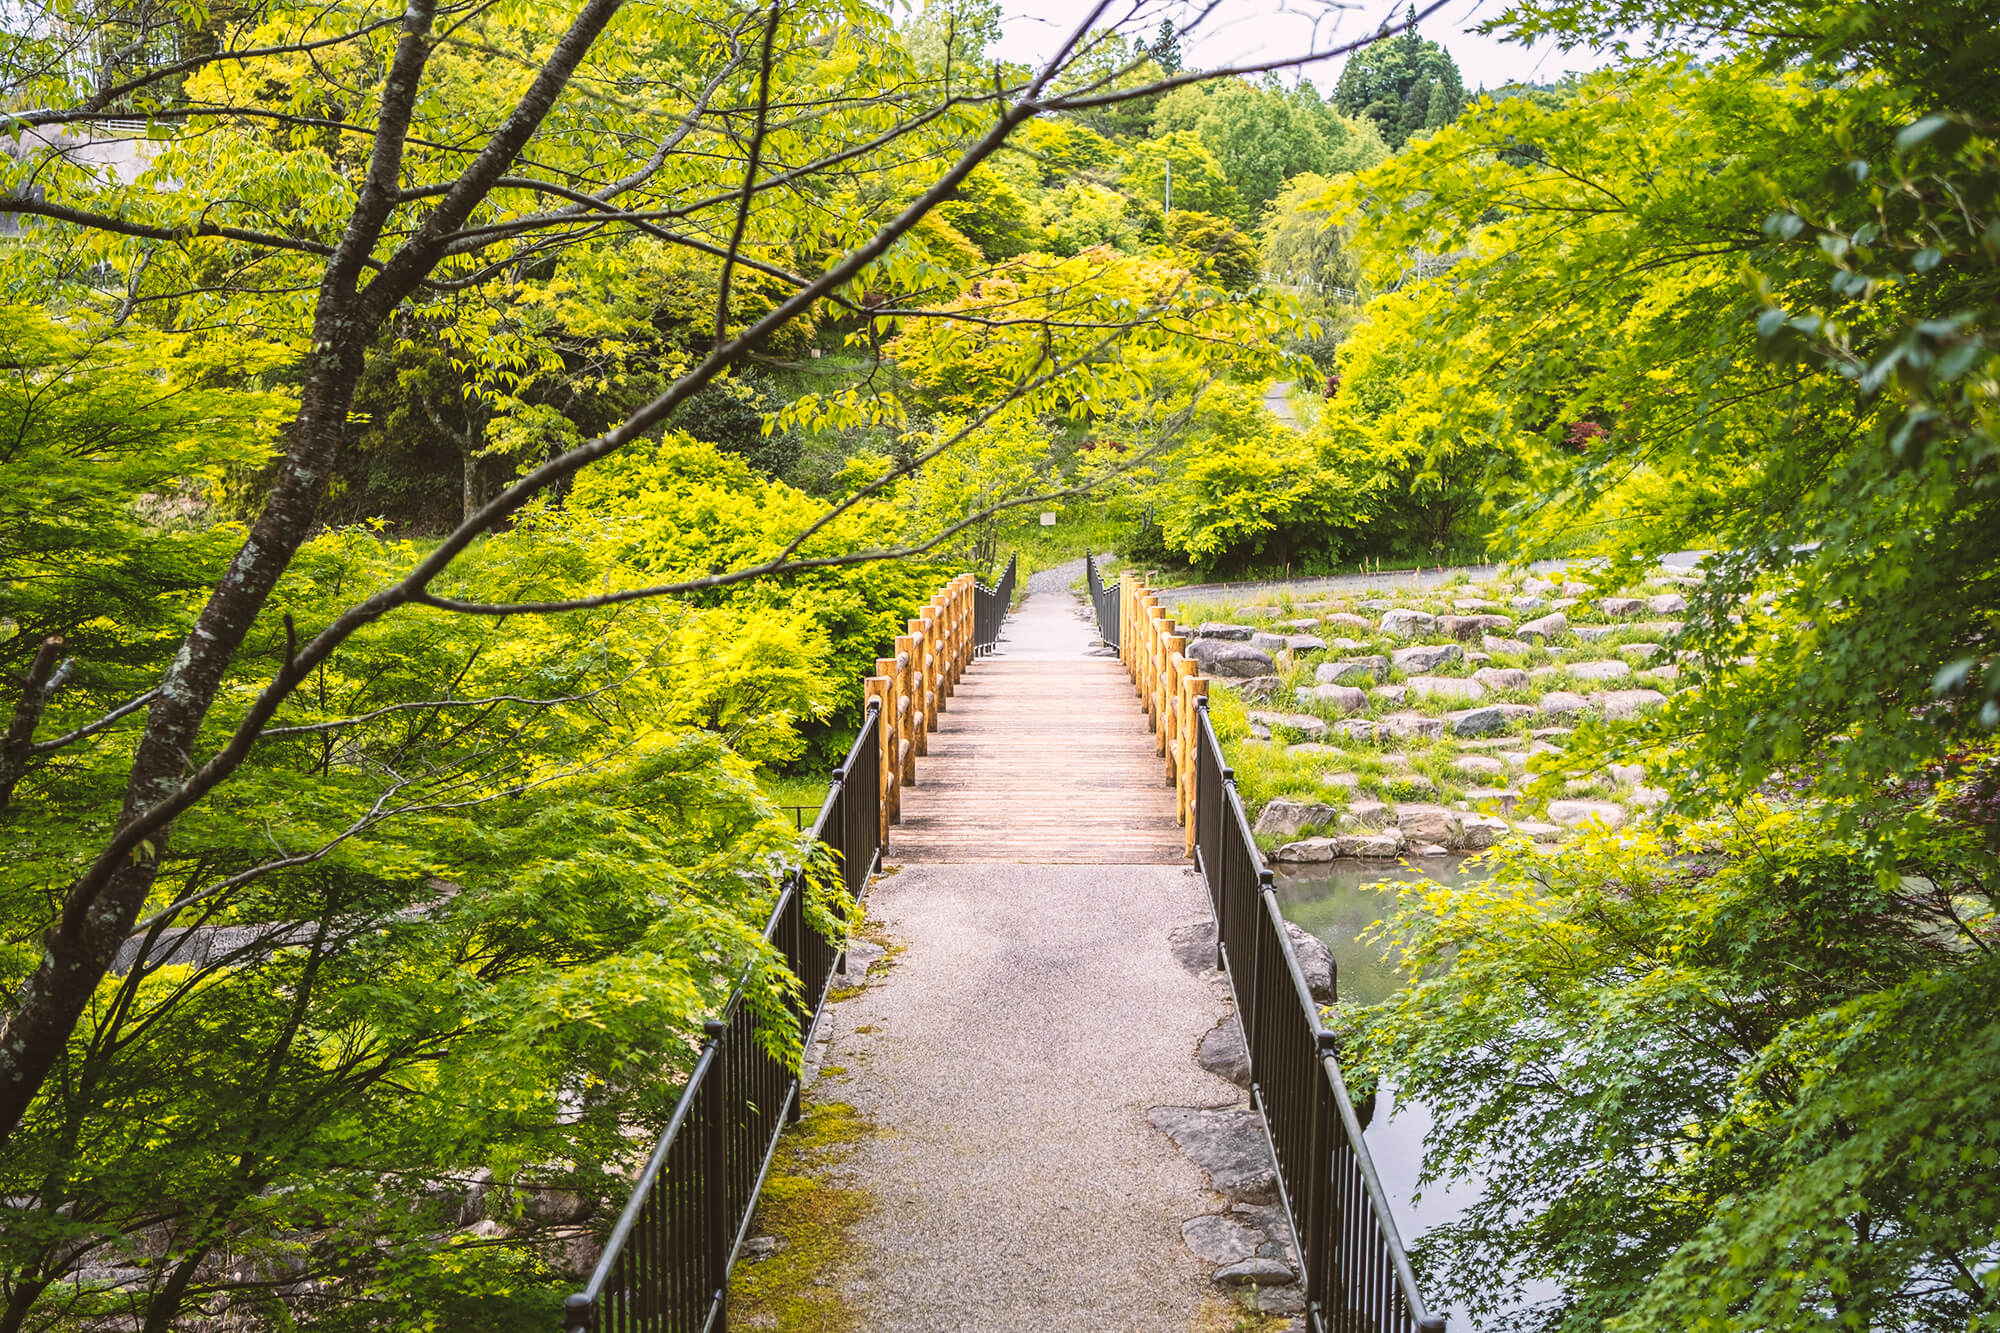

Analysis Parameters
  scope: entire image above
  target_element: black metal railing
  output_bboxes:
[1084,553,1119,651]
[562,706,883,1333]
[1192,700,1444,1333]
[972,552,1016,655]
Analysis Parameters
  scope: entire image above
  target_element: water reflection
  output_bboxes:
[1274,854,1555,1330]
[1270,855,1489,1006]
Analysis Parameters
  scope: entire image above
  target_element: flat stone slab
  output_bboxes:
[1147,1106,1279,1204]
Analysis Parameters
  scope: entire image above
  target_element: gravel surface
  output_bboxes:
[811,860,1238,1331]
[1025,555,1087,599]
[1150,550,1707,607]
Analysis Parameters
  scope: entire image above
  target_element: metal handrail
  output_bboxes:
[1192,701,1444,1333]
[561,706,883,1333]
[1084,553,1119,651]
[972,552,1016,656]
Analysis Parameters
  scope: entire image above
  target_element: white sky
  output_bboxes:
[987,0,1616,93]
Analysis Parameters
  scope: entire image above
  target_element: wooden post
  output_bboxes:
[867,672,895,836]
[906,622,930,755]
[893,640,917,786]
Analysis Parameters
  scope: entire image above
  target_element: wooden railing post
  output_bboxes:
[893,638,917,787]
[906,621,930,755]
[866,672,894,838]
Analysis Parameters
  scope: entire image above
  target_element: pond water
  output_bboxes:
[1273,856,1557,1330]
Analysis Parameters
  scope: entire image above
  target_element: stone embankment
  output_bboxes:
[1172,564,1704,860]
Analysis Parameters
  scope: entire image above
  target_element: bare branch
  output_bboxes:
[1,637,65,808]
[715,3,784,351]
[27,688,161,756]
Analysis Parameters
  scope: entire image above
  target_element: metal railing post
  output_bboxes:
[704,1019,730,1331]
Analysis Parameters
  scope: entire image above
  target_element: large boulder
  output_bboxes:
[1518,612,1570,642]
[1296,684,1367,713]
[1647,593,1688,614]
[1190,639,1276,678]
[1453,755,1507,778]
[1408,674,1485,701]
[1448,703,1536,736]
[1392,643,1464,672]
[1231,675,1284,703]
[1284,922,1336,1005]
[1458,813,1512,849]
[1482,634,1534,655]
[1319,612,1373,631]
[1395,804,1461,847]
[1253,799,1341,838]
[1547,799,1627,829]
[1569,659,1631,681]
[1271,837,1337,863]
[1538,690,1594,717]
[1333,718,1378,742]
[1253,632,1326,654]
[1379,609,1436,636]
[1335,829,1406,858]
[1194,622,1256,641]
[1600,688,1669,719]
[1342,800,1394,828]
[1317,656,1390,685]
[1473,666,1530,691]
[1599,596,1647,618]
[1439,613,1512,641]
[1247,710,1328,739]
[1378,712,1445,739]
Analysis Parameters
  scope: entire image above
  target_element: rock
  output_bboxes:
[1335,829,1406,858]
[1378,711,1444,739]
[1511,819,1565,842]
[1250,632,1288,653]
[1148,1106,1279,1203]
[1284,922,1336,1005]
[840,939,886,977]
[1573,625,1618,642]
[1631,785,1667,808]
[1547,799,1627,829]
[1636,620,1685,638]
[1246,1283,1308,1314]
[1272,837,1337,863]
[740,1235,785,1263]
[1560,580,1591,597]
[1569,659,1632,681]
[1466,651,1491,664]
[1524,578,1554,594]
[1409,842,1451,857]
[1600,596,1647,618]
[1518,612,1569,642]
[1408,674,1485,701]
[1453,755,1506,778]
[1550,597,1580,611]
[1648,593,1688,614]
[1295,684,1367,713]
[1464,787,1522,813]
[1459,813,1512,850]
[1538,691,1594,717]
[1317,656,1390,685]
[1253,799,1341,838]
[1619,642,1662,660]
[1370,685,1409,705]
[1642,664,1681,682]
[1454,598,1502,611]
[1391,642,1464,672]
[1248,710,1328,739]
[1190,639,1276,678]
[1608,762,1646,786]
[1342,799,1394,828]
[1473,667,1529,691]
[1278,618,1321,631]
[1322,772,1361,789]
[1448,703,1536,736]
[1333,719,1378,742]
[1482,634,1534,655]
[1216,1257,1299,1287]
[1379,609,1437,636]
[1198,1017,1252,1090]
[1395,804,1461,847]
[1280,635,1327,654]
[1233,675,1285,703]
[1439,613,1512,641]
[1182,1211,1260,1264]
[1532,727,1574,741]
[1169,921,1219,973]
[1389,773,1438,799]
[1600,688,1668,719]
[1511,594,1546,612]
[1319,612,1373,631]
[1195,622,1255,640]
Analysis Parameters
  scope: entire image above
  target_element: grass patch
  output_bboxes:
[727,1101,875,1333]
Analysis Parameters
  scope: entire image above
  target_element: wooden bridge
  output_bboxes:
[563,557,1443,1333]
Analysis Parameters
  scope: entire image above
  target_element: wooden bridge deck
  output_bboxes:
[886,590,1185,864]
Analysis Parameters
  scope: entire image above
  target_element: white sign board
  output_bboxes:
[1039,512,1057,526]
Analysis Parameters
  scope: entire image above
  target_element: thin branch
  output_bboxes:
[27,688,161,756]
[714,2,784,350]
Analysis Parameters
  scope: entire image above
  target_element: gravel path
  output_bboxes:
[1151,550,1707,607]
[813,862,1235,1330]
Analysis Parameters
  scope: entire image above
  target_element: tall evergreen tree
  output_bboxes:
[1151,19,1182,74]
